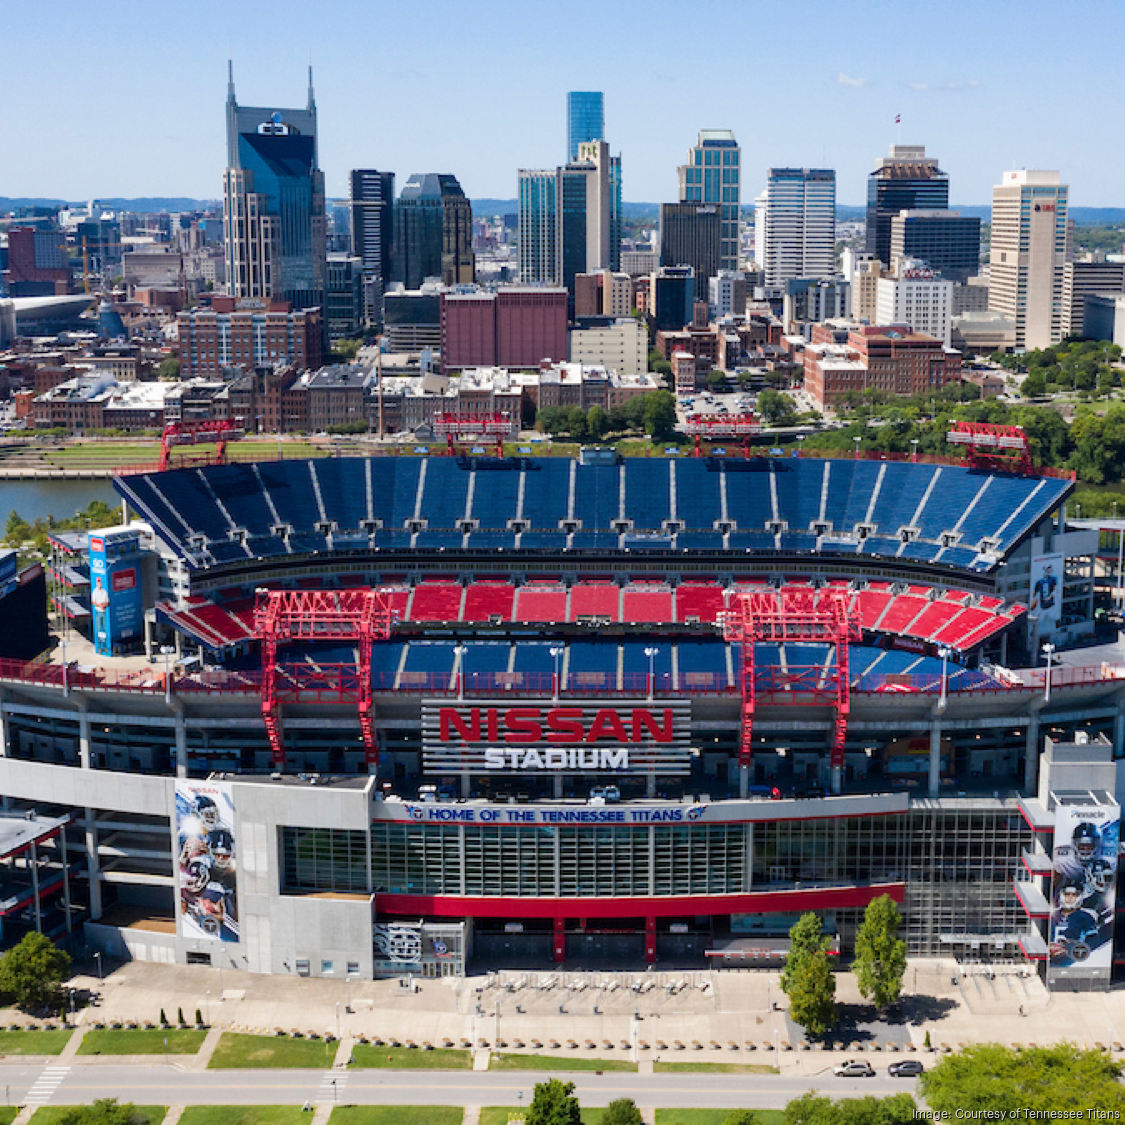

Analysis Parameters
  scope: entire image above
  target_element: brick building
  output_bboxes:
[441,288,568,375]
[4,228,71,295]
[802,323,960,409]
[176,299,323,378]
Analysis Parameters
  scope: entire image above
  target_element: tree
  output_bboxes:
[784,1092,916,1125]
[56,1100,156,1125]
[603,1098,645,1125]
[156,357,181,381]
[852,894,907,1012]
[642,390,677,441]
[0,932,70,1012]
[786,949,836,1036]
[757,389,799,427]
[920,1043,1125,1116]
[723,1112,761,1125]
[781,913,831,995]
[526,1078,582,1125]
[1021,370,1047,398]
[587,405,609,439]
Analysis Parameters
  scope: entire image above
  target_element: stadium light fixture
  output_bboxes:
[1042,643,1056,704]
[937,646,952,711]
[549,646,564,699]
[644,646,659,699]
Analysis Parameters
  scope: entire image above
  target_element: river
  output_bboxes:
[0,478,121,526]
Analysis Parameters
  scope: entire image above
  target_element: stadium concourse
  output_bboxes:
[0,446,1122,991]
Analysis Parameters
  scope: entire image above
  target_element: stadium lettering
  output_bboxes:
[438,706,674,745]
[483,748,629,770]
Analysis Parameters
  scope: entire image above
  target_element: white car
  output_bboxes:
[833,1059,875,1077]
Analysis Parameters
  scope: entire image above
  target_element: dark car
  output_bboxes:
[889,1059,925,1077]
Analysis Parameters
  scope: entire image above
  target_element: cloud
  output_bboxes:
[907,79,982,92]
[835,73,869,88]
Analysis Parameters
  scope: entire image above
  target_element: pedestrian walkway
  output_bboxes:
[58,1027,85,1062]
[191,1025,223,1070]
[316,1070,346,1105]
[22,1065,69,1110]
[162,1109,185,1125]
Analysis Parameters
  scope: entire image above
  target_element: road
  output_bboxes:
[0,1061,919,1110]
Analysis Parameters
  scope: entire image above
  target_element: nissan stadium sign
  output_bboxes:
[422,699,693,775]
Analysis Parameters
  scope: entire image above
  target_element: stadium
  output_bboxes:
[0,421,1120,989]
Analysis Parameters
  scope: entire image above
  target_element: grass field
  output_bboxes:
[31,1107,164,1125]
[78,1027,207,1055]
[0,1028,74,1055]
[0,1111,17,1125]
[655,1112,785,1125]
[179,1109,311,1125]
[488,1052,637,1072]
[329,1109,463,1125]
[349,1043,472,1068]
[653,1060,780,1074]
[206,1032,337,1069]
[480,1111,611,1125]
[45,440,331,467]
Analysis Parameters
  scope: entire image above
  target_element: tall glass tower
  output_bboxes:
[865,145,948,266]
[223,63,326,313]
[567,92,604,161]
[677,130,740,272]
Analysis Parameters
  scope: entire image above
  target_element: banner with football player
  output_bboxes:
[1049,804,1119,971]
[175,781,239,943]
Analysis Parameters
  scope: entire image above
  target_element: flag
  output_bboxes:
[895,114,901,124]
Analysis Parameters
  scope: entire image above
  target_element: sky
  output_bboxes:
[4,0,1124,208]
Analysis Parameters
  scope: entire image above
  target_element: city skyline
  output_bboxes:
[3,0,1124,208]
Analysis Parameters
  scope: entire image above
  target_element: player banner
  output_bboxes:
[175,781,239,943]
[1049,804,1119,972]
[1029,552,1063,637]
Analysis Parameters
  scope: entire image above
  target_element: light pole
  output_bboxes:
[336,1001,341,1042]
[161,644,174,705]
[774,1026,780,1070]
[911,438,919,463]
[494,997,501,1051]
[854,435,861,460]
[94,951,102,981]
[550,645,563,700]
[938,645,952,711]
[1042,643,1056,704]
[644,646,659,700]
[61,636,69,698]
[205,989,210,1026]
[454,644,467,699]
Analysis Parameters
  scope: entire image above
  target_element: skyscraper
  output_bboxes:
[567,92,604,161]
[989,170,1069,351]
[223,64,326,312]
[865,145,948,267]
[659,203,720,302]
[759,168,836,288]
[392,174,474,290]
[677,130,740,272]
[888,210,980,284]
[518,141,621,310]
[348,169,394,327]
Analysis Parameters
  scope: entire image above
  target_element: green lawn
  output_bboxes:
[329,1109,463,1125]
[0,1028,74,1055]
[179,1109,310,1125]
[655,1113,785,1125]
[0,1111,18,1125]
[207,1032,338,1068]
[480,1112,609,1125]
[0,1030,72,1053]
[78,1028,207,1055]
[349,1043,472,1068]
[488,1052,636,1072]
[31,1108,164,1125]
[653,1060,779,1074]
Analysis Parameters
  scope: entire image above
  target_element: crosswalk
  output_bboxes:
[316,1072,346,1105]
[24,1065,69,1108]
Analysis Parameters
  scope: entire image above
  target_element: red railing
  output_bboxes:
[796,447,1077,481]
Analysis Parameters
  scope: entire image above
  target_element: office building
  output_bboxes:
[569,317,647,378]
[440,288,568,374]
[4,227,71,296]
[659,203,721,302]
[876,264,953,347]
[393,174,474,290]
[348,169,395,327]
[888,210,980,285]
[783,278,849,334]
[223,65,326,314]
[518,142,621,308]
[649,266,695,333]
[1061,261,1125,339]
[567,92,604,161]
[866,146,948,267]
[1083,294,1125,348]
[678,130,740,272]
[573,270,632,319]
[989,170,1069,351]
[325,254,365,342]
[708,271,748,319]
[759,168,836,288]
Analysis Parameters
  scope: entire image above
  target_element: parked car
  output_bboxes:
[889,1059,924,1077]
[833,1060,876,1077]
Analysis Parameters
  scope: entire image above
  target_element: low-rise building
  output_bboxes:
[569,318,647,378]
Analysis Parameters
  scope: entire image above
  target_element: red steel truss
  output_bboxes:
[946,420,1033,475]
[254,589,395,769]
[159,419,244,472]
[681,413,762,459]
[431,412,513,458]
[720,587,861,774]
[158,419,244,472]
